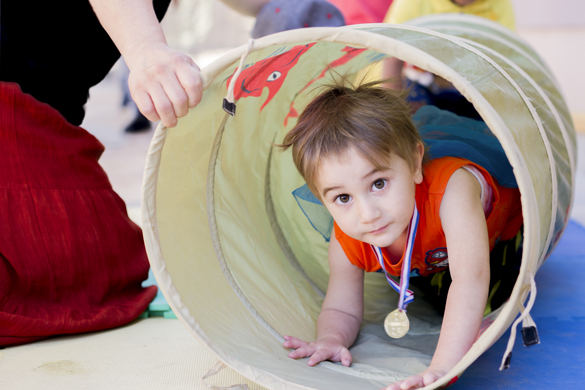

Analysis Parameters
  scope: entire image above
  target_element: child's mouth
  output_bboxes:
[369,224,389,235]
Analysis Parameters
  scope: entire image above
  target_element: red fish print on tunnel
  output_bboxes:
[226,43,317,111]
[284,46,367,126]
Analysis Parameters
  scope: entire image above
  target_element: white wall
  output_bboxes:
[512,0,585,115]
[512,0,585,28]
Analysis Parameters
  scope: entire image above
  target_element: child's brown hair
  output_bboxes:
[280,78,425,199]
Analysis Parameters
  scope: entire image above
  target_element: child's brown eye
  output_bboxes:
[373,179,386,190]
[338,194,350,203]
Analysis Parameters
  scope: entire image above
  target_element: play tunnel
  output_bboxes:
[142,14,576,389]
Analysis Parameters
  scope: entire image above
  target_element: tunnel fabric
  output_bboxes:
[142,15,575,390]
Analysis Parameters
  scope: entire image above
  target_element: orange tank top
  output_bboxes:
[334,157,523,277]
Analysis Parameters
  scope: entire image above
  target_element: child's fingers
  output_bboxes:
[384,370,443,390]
[340,347,352,366]
[422,371,443,386]
[282,336,309,349]
[287,344,316,359]
[384,383,402,390]
[399,375,423,389]
[307,348,335,366]
[283,335,305,343]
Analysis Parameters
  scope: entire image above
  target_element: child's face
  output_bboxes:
[316,145,424,248]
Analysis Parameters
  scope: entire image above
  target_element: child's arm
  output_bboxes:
[284,230,364,367]
[387,168,490,390]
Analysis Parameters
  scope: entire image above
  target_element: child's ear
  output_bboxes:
[414,142,424,184]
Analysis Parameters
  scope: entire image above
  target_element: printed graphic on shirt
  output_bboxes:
[425,247,449,272]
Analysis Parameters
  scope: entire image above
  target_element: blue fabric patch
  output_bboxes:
[414,105,517,188]
[292,184,333,242]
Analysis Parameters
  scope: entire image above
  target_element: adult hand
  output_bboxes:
[283,335,353,367]
[126,42,202,128]
[88,0,203,128]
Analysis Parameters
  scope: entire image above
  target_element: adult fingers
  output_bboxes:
[176,62,202,109]
[148,82,178,128]
[133,90,160,123]
[130,77,177,127]
[155,65,201,126]
[129,68,191,128]
[160,74,190,119]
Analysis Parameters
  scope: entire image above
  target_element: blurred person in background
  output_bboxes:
[222,0,394,38]
[382,0,516,118]
[328,0,394,25]
[385,0,515,29]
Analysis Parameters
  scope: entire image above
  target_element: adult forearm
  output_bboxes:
[89,0,166,65]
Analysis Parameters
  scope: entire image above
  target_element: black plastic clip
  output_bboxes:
[521,326,540,347]
[501,352,512,370]
[223,99,236,116]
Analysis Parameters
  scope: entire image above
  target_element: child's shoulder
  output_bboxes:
[422,156,477,189]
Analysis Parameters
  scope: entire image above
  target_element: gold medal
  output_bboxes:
[384,309,410,338]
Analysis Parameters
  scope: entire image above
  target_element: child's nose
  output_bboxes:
[358,200,382,224]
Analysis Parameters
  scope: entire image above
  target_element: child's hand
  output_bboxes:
[384,368,447,390]
[283,335,353,367]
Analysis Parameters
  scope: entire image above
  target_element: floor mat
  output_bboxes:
[141,269,177,319]
[457,220,585,388]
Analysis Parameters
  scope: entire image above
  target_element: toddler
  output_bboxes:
[279,79,522,389]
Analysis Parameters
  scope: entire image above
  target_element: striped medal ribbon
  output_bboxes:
[371,204,420,338]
